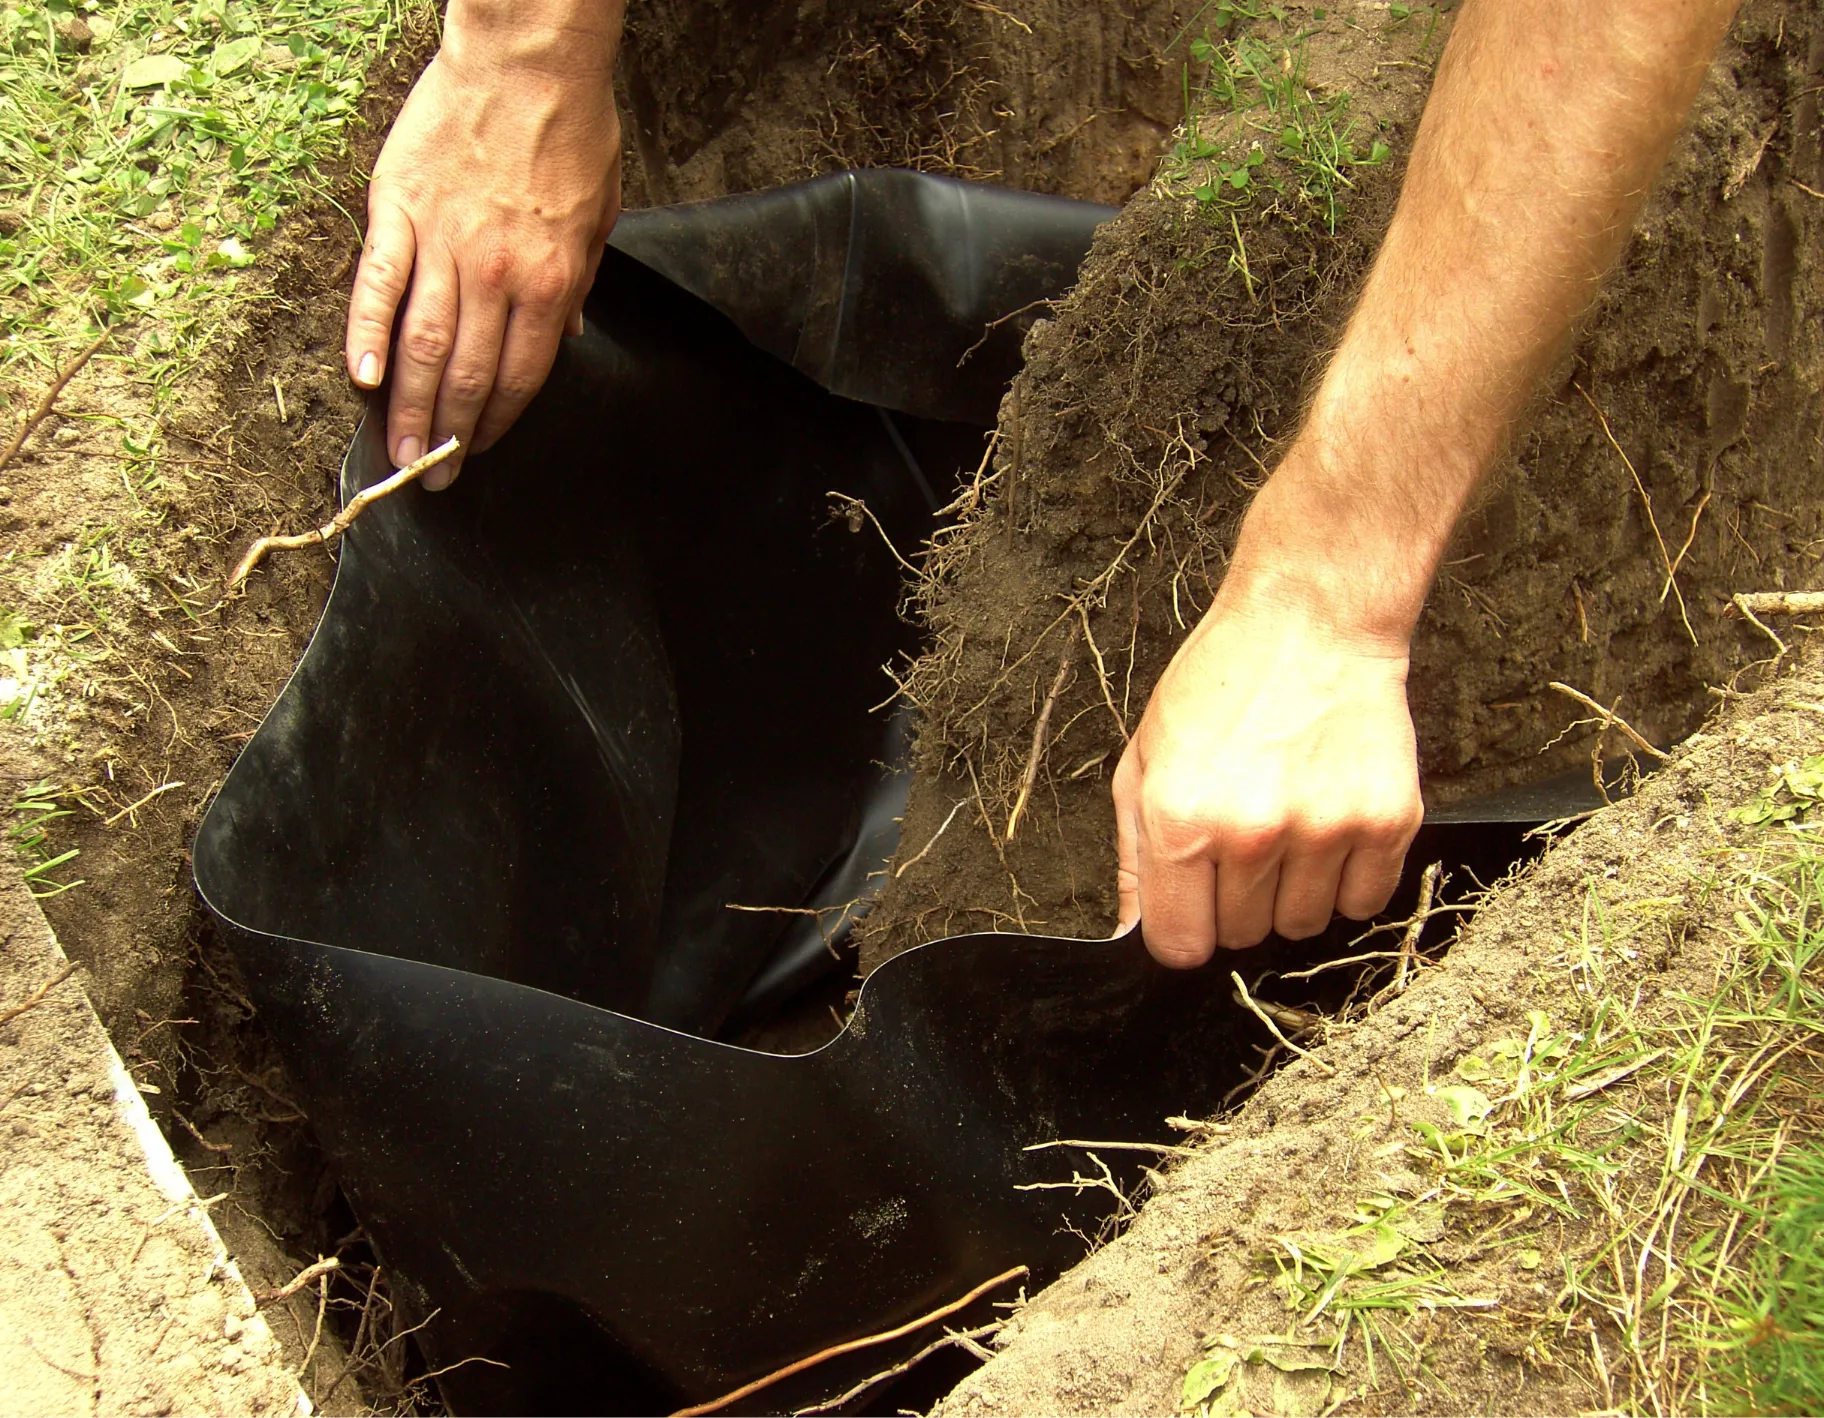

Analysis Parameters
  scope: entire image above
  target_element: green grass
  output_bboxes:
[0,0,424,408]
[1714,1141,1824,1415]
[1180,762,1824,1414]
[9,779,83,896]
[1163,5,1391,238]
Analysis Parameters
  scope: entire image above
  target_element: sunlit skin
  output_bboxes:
[346,1,1740,963]
[343,0,625,489]
[1115,0,1741,965]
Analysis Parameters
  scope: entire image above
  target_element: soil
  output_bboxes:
[1,0,1816,1411]
[857,0,1824,968]
[0,871,303,1417]
[618,0,1198,208]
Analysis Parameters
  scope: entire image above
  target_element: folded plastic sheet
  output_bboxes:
[193,172,1595,1413]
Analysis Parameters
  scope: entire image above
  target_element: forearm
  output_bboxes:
[1226,0,1738,646]
[442,0,626,77]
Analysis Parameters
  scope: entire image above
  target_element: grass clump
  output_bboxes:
[0,0,425,400]
[9,778,83,896]
[1162,5,1391,237]
[1177,787,1824,1415]
[1714,1141,1824,1415]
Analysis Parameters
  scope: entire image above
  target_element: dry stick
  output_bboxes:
[0,332,109,474]
[669,1265,1030,1418]
[103,779,185,828]
[0,962,78,1028]
[1230,971,1336,1076]
[1393,861,1442,993]
[1575,383,1695,644]
[253,1255,341,1307]
[1004,376,1024,543]
[1006,623,1080,843]
[296,1273,329,1382]
[1732,590,1824,615]
[1547,681,1670,761]
[229,436,460,589]
[1024,1138,1190,1155]
[794,1322,1004,1416]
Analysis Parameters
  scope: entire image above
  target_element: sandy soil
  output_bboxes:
[0,873,306,1417]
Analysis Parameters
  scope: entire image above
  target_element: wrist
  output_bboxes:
[442,0,624,79]
[1214,443,1452,654]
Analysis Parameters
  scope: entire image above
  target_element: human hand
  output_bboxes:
[1112,593,1424,967]
[343,14,623,488]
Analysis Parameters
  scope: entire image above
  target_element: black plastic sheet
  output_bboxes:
[193,172,1594,1413]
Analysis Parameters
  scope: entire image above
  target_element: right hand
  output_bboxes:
[1112,593,1425,967]
[343,32,623,488]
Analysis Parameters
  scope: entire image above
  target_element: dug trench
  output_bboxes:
[0,0,1818,1412]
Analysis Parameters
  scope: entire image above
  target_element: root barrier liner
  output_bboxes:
[192,172,1597,1414]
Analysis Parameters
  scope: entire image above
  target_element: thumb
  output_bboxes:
[1113,753,1142,938]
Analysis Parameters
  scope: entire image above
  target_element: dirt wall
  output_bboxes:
[619,0,1196,207]
[860,0,1824,968]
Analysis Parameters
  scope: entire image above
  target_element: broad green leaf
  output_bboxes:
[1435,1084,1494,1130]
[1455,1054,1494,1082]
[122,53,188,89]
[1182,1351,1237,1409]
[212,36,261,76]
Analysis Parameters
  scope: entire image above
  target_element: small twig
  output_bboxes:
[0,962,78,1029]
[1663,488,1710,598]
[670,1265,1029,1417]
[1231,972,1336,1076]
[896,798,967,878]
[103,780,185,828]
[957,297,1051,365]
[965,1,1033,35]
[1547,681,1670,760]
[794,1323,1003,1415]
[129,1192,228,1265]
[826,491,920,576]
[1004,377,1025,542]
[1575,383,1695,644]
[1220,1042,1286,1109]
[0,333,109,474]
[229,436,460,589]
[723,899,859,958]
[1006,625,1080,843]
[1023,1138,1191,1155]
[1393,861,1441,993]
[296,1273,329,1381]
[173,1111,233,1154]
[254,1255,341,1307]
[416,1356,511,1384]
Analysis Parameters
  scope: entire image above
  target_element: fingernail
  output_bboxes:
[422,456,459,492]
[355,351,379,387]
[395,435,423,468]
